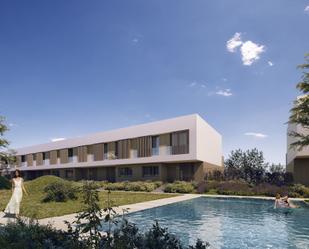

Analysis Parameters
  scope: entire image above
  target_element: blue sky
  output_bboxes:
[1,0,308,164]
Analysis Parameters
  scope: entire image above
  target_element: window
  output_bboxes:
[118,167,133,177]
[104,143,108,154]
[151,136,159,155]
[115,141,118,158]
[65,170,74,179]
[142,166,159,177]
[171,130,189,154]
[43,152,49,160]
[68,148,73,158]
[21,155,26,163]
[33,154,36,161]
[57,150,60,158]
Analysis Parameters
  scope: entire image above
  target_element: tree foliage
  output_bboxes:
[288,54,309,150]
[224,148,268,184]
[0,115,16,173]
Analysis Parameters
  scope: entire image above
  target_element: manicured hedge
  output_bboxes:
[102,181,163,192]
[164,181,195,193]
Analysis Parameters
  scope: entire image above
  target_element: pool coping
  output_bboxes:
[0,193,307,230]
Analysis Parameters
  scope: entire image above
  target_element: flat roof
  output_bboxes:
[16,113,219,155]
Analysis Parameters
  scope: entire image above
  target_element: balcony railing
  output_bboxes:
[68,156,78,163]
[151,147,159,156]
[172,144,189,155]
[87,154,94,162]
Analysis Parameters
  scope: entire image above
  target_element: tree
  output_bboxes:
[224,148,268,184]
[0,116,16,174]
[288,54,309,150]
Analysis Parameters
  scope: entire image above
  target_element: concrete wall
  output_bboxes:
[196,115,223,166]
[292,158,309,186]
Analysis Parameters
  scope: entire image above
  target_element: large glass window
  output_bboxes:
[118,167,133,177]
[21,155,26,162]
[43,152,49,160]
[68,148,73,158]
[142,166,159,177]
[151,136,159,155]
[171,130,189,155]
[115,141,119,158]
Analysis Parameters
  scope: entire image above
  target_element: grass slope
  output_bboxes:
[0,176,178,219]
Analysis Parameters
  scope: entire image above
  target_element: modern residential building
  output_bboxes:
[11,114,223,182]
[286,123,309,185]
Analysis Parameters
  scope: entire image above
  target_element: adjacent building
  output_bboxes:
[12,114,223,182]
[286,123,309,185]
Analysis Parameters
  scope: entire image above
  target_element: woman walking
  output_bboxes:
[4,169,28,217]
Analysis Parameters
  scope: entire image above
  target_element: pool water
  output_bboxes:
[122,197,309,249]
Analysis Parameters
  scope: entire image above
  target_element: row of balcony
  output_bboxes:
[19,146,176,167]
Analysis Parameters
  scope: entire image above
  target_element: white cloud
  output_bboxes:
[201,84,206,88]
[132,38,139,43]
[240,40,265,66]
[226,32,243,52]
[50,137,66,142]
[189,81,197,87]
[215,89,233,97]
[305,5,309,12]
[8,123,19,127]
[244,132,268,138]
[268,61,274,66]
[227,33,265,66]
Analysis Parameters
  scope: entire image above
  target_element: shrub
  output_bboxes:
[289,184,309,198]
[0,175,10,189]
[164,181,195,193]
[0,219,84,249]
[252,183,288,197]
[43,181,78,202]
[103,181,163,192]
[215,180,252,196]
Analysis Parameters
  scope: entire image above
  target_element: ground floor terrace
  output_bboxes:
[287,157,309,186]
[20,161,222,182]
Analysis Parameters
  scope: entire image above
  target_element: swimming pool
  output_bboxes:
[123,197,309,249]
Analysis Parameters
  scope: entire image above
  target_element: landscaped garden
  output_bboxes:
[0,175,178,219]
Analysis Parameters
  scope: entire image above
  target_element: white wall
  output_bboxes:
[195,115,222,166]
[287,123,309,164]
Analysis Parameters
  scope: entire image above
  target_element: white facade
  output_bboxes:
[15,114,222,172]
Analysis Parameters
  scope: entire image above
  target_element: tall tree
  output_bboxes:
[224,148,268,184]
[288,54,309,150]
[0,115,16,172]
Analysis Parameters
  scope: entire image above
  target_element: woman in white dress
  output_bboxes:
[4,169,28,217]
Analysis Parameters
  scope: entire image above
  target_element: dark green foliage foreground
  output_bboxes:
[0,181,209,249]
[0,176,10,190]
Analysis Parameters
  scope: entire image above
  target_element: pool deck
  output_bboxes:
[0,194,307,231]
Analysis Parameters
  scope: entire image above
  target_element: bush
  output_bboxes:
[43,181,78,202]
[289,184,309,198]
[252,183,289,197]
[164,181,195,193]
[0,175,10,189]
[0,219,84,249]
[103,181,163,192]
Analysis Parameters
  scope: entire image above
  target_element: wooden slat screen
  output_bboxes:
[78,146,88,162]
[118,139,130,159]
[26,154,33,166]
[93,143,103,161]
[36,152,43,166]
[137,136,151,157]
[50,150,57,164]
[60,149,68,164]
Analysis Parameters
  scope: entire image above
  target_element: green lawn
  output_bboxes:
[0,176,178,219]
